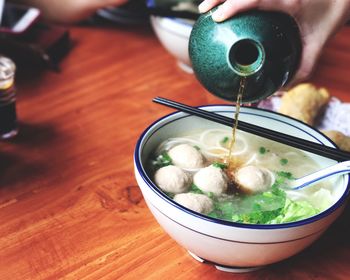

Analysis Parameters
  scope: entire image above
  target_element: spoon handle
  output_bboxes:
[290,161,350,190]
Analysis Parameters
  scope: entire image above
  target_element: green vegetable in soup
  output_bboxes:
[209,186,287,224]
[259,147,268,154]
[189,184,204,194]
[276,171,294,179]
[207,170,320,224]
[212,162,228,169]
[153,151,172,169]
[189,184,215,199]
[273,171,295,187]
[208,185,320,224]
[221,136,230,145]
[268,199,319,224]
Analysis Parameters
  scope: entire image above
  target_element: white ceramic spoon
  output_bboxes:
[288,160,350,190]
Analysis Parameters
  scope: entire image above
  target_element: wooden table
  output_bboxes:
[0,21,349,280]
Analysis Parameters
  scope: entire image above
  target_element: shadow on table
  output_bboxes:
[0,121,60,187]
[9,121,59,147]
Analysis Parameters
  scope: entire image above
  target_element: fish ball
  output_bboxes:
[168,144,205,169]
[154,165,191,194]
[174,193,213,214]
[235,165,274,193]
[193,165,228,195]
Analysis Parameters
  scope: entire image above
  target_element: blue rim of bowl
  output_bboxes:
[134,105,350,230]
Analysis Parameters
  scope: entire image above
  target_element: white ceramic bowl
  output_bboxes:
[134,105,350,272]
[150,16,194,73]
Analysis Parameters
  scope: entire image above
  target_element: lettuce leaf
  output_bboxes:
[268,198,319,224]
[209,186,321,224]
[308,188,334,211]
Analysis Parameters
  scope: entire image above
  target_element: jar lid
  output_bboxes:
[0,56,16,81]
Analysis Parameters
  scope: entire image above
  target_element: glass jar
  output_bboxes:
[0,56,18,139]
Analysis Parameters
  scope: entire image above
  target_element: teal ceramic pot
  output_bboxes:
[189,9,302,103]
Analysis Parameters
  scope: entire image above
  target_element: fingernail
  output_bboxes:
[198,2,209,13]
[212,9,225,22]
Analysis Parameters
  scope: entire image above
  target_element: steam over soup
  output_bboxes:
[149,128,336,224]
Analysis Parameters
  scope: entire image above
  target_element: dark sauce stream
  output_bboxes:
[226,77,246,172]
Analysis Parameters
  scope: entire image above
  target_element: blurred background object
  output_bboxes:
[0,22,72,72]
[0,0,4,25]
[150,16,194,73]
[94,1,200,73]
[147,0,200,73]
[0,2,71,72]
[95,0,149,25]
[0,56,18,139]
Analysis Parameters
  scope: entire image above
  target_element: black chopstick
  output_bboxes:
[153,97,350,162]
[146,7,199,20]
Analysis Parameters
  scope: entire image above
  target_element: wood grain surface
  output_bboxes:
[0,21,349,280]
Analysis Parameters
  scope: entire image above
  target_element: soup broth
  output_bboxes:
[149,128,335,224]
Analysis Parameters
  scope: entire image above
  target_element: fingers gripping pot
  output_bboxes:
[189,9,302,103]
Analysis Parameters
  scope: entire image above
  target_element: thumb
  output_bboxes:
[292,40,324,85]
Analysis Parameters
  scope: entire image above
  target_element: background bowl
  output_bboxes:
[96,1,149,25]
[150,16,194,73]
[134,105,350,272]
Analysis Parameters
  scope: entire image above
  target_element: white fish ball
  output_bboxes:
[168,144,205,169]
[193,165,228,195]
[235,165,274,193]
[174,193,213,214]
[154,165,191,194]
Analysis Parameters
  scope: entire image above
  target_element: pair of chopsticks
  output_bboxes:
[153,97,350,162]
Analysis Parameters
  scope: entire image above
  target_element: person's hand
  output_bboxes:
[198,0,350,85]
[15,0,129,24]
